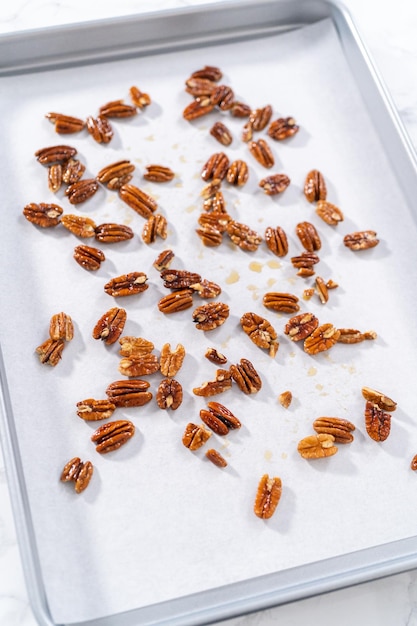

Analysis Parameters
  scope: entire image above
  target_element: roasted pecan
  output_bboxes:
[198,211,230,233]
[143,164,175,182]
[250,105,273,132]
[361,387,397,412]
[183,97,215,120]
[74,244,105,271]
[185,77,217,97]
[297,434,338,459]
[91,419,135,453]
[364,401,391,441]
[193,369,233,397]
[240,311,279,357]
[313,417,355,443]
[92,307,127,345]
[104,272,148,297]
[263,292,299,314]
[190,65,223,81]
[160,268,201,290]
[304,169,327,203]
[230,101,251,117]
[248,139,274,168]
[60,457,93,493]
[153,249,175,271]
[106,379,152,407]
[196,225,223,247]
[48,164,63,192]
[158,289,194,314]
[205,347,227,365]
[226,220,262,252]
[65,179,99,204]
[159,343,186,377]
[290,251,320,275]
[259,173,290,195]
[210,84,234,110]
[118,353,160,377]
[268,117,299,140]
[23,202,63,228]
[62,158,86,184]
[35,338,65,366]
[229,358,262,394]
[61,214,97,238]
[284,313,319,342]
[264,226,288,257]
[142,213,168,244]
[343,231,379,250]
[119,336,154,357]
[129,85,151,108]
[96,160,135,190]
[337,329,377,344]
[200,401,241,435]
[45,112,85,134]
[86,115,114,144]
[304,323,340,355]
[226,160,249,186]
[210,121,233,146]
[49,312,74,342]
[315,276,328,304]
[156,378,183,410]
[201,152,230,181]
[35,144,77,164]
[254,474,282,519]
[315,200,344,225]
[193,302,230,331]
[296,221,321,252]
[190,279,221,299]
[182,423,211,450]
[278,390,292,409]
[201,179,226,212]
[205,449,227,468]
[99,99,137,118]
[411,455,417,471]
[119,183,157,218]
[94,222,134,243]
[76,399,116,421]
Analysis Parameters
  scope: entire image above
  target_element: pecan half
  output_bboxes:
[193,369,233,397]
[364,401,391,441]
[158,289,194,314]
[35,144,77,164]
[205,449,228,468]
[290,251,320,275]
[86,115,114,144]
[196,225,223,247]
[337,329,377,344]
[129,85,151,108]
[263,292,299,313]
[190,65,223,81]
[230,101,252,117]
[61,457,93,493]
[23,202,63,228]
[250,105,273,132]
[118,354,160,377]
[226,160,249,186]
[48,164,63,192]
[142,213,168,244]
[240,312,279,357]
[190,279,221,299]
[210,84,235,111]
[183,98,215,121]
[254,474,282,519]
[361,387,397,412]
[200,401,241,435]
[264,226,288,257]
[226,220,262,251]
[61,214,97,237]
[96,160,135,190]
[65,179,99,204]
[316,200,344,225]
[62,158,85,184]
[94,222,134,243]
[284,313,319,342]
[201,152,230,181]
[248,138,274,168]
[198,211,231,233]
[45,112,85,134]
[182,423,211,451]
[153,249,175,271]
[268,117,299,140]
[76,399,116,421]
[315,276,328,304]
[74,244,105,271]
[119,336,154,357]
[35,338,65,366]
[205,347,227,365]
[106,379,152,407]
[230,358,262,394]
[156,378,183,410]
[49,312,74,342]
[159,343,186,377]
[297,434,338,459]
[104,272,148,297]
[160,268,201,290]
[99,99,137,118]
[119,184,157,219]
[304,169,327,203]
[92,307,127,345]
[201,179,227,212]
[304,323,340,355]
[343,231,379,250]
[313,417,355,443]
[143,164,175,182]
[185,77,217,97]
[259,173,290,195]
[91,419,135,453]
[192,302,230,331]
[210,121,233,146]
[296,221,321,252]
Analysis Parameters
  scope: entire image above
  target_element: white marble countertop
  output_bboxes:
[1,1,417,625]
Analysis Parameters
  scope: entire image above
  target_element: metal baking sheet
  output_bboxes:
[1,1,417,625]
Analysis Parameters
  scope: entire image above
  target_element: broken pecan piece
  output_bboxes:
[254,474,282,519]
[61,214,96,238]
[92,307,127,345]
[23,202,63,228]
[337,329,377,344]
[119,184,157,218]
[364,401,391,441]
[129,85,151,108]
[192,302,230,331]
[65,179,99,205]
[240,311,279,357]
[230,358,262,394]
[284,313,319,342]
[48,163,63,192]
[205,347,227,365]
[193,369,233,397]
[61,457,93,493]
[304,323,340,355]
[304,169,327,202]
[361,387,396,412]
[156,378,183,410]
[297,434,338,459]
[86,115,114,144]
[313,417,355,443]
[73,244,105,271]
[153,249,175,271]
[278,390,292,409]
[76,399,116,421]
[106,379,152,407]
[259,173,290,195]
[104,272,148,297]
[343,231,379,250]
[205,449,227,468]
[91,420,135,453]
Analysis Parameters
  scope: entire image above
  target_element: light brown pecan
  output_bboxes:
[263,292,300,314]
[303,288,315,300]
[337,329,377,344]
[268,117,299,140]
[119,183,157,218]
[313,417,355,443]
[158,289,194,314]
[48,164,63,192]
[91,419,135,453]
[205,449,228,468]
[190,279,221,299]
[23,202,63,228]
[304,169,327,203]
[296,221,322,252]
[201,152,230,181]
[182,423,211,451]
[278,390,292,409]
[205,347,227,365]
[119,336,154,357]
[99,99,137,118]
[411,455,417,471]
[35,144,77,164]
[210,121,233,146]
[104,272,148,297]
[226,160,249,186]
[297,434,338,459]
[60,457,93,493]
[106,379,152,407]
[201,179,227,212]
[143,164,175,182]
[230,358,262,394]
[364,401,391,441]
[129,85,151,108]
[159,343,186,377]
[62,158,85,184]
[264,226,288,257]
[156,378,183,410]
[226,220,262,251]
[193,369,233,397]
[248,138,274,168]
[36,338,65,366]
[45,112,85,134]
[118,353,160,377]
[96,160,135,190]
[198,211,230,233]
[153,248,175,271]
[76,399,116,421]
[315,200,344,225]
[230,101,251,117]
[193,302,230,331]
[86,115,114,144]
[185,77,217,97]
[200,401,241,435]
[65,179,99,205]
[142,213,168,244]
[92,307,127,345]
[259,173,290,195]
[304,323,340,355]
[361,387,397,412]
[254,474,282,519]
[284,313,319,342]
[74,244,105,271]
[49,312,74,342]
[94,222,134,243]
[210,84,235,110]
[190,65,223,81]
[343,231,379,250]
[315,276,328,304]
[183,97,215,121]
[240,312,279,357]
[160,268,201,290]
[61,214,97,237]
[196,225,223,247]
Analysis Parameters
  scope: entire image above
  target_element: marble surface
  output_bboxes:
[1,0,417,625]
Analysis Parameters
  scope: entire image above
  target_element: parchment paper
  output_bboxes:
[1,16,417,624]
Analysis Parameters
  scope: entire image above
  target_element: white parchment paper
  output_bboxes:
[1,16,417,624]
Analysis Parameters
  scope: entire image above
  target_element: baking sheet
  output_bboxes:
[1,9,417,626]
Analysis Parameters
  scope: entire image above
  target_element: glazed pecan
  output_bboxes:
[240,311,279,357]
[62,158,85,184]
[158,289,194,314]
[86,115,114,144]
[190,65,223,81]
[193,302,230,331]
[205,448,227,468]
[153,249,175,271]
[118,353,160,377]
[49,312,74,342]
[343,231,379,250]
[198,211,230,233]
[193,369,233,397]
[284,313,319,342]
[160,268,201,290]
[200,401,241,435]
[48,164,63,192]
[61,457,93,493]
[411,455,417,471]
[278,390,292,409]
[226,160,249,186]
[337,329,377,344]
[230,101,251,117]
[45,112,85,134]
[297,434,338,459]
[23,202,63,228]
[210,121,233,146]
[315,200,344,225]
[96,160,135,190]
[119,183,157,218]
[248,138,274,168]
[250,105,273,132]
[143,164,175,182]
[290,251,320,275]
[259,173,290,195]
[313,417,355,443]
[196,225,223,247]
[304,323,340,355]
[201,152,230,181]
[210,84,235,110]
[296,221,321,252]
[361,387,397,412]
[183,97,215,121]
[185,76,217,97]
[119,336,154,357]
[304,169,327,203]
[226,220,262,251]
[268,117,299,140]
[364,401,391,441]
[35,144,77,164]
[104,272,148,297]
[129,85,151,108]
[36,338,65,366]
[156,378,183,410]
[76,399,116,421]
[254,474,282,519]
[65,179,99,204]
[142,213,168,244]
[94,222,134,243]
[315,276,328,304]
[205,347,227,365]
[74,244,105,271]
[92,307,127,345]
[159,343,186,377]
[190,279,221,299]
[230,358,262,394]
[264,226,288,257]
[106,379,152,407]
[182,423,211,451]
[263,292,299,314]
[61,214,96,237]
[91,419,135,453]
[99,99,137,118]
[201,179,227,212]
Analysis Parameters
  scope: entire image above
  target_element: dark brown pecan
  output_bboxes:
[254,474,282,519]
[313,417,355,443]
[264,226,288,256]
[106,379,152,407]
[259,173,290,195]
[190,65,223,81]
[284,313,319,342]
[160,343,186,377]
[95,222,134,243]
[304,169,327,203]
[190,279,221,299]
[129,85,151,108]
[156,378,183,410]
[76,399,116,421]
[230,101,251,117]
[160,268,201,290]
[92,307,127,345]
[248,139,274,168]
[104,272,148,297]
[62,158,85,184]
[205,347,227,365]
[143,164,175,182]
[119,183,157,218]
[183,97,215,121]
[185,77,217,97]
[96,160,135,189]
[23,202,63,228]
[210,84,235,110]
[60,457,93,493]
[45,112,85,134]
[226,160,249,186]
[61,214,97,238]
[201,152,230,181]
[240,311,279,357]
[210,121,233,146]
[49,312,74,341]
[361,387,396,412]
[226,220,262,252]
[73,245,105,271]
[229,358,262,394]
[91,420,135,453]
[315,200,344,225]
[296,221,322,252]
[193,369,232,397]
[35,338,65,366]
[35,144,77,164]
[263,292,300,314]
[142,214,168,244]
[205,449,227,467]
[268,117,299,140]
[118,353,160,377]
[304,323,340,355]
[192,302,230,331]
[249,105,273,132]
[99,100,137,118]
[201,401,241,434]
[65,179,99,204]
[153,249,175,271]
[86,115,114,144]
[158,289,194,314]
[343,231,379,250]
[196,225,223,247]
[182,423,211,451]
[364,401,391,442]
[48,164,62,192]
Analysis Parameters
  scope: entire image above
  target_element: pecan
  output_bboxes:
[268,117,299,140]
[226,220,262,252]
[35,144,77,164]
[143,164,175,182]
[210,84,235,110]
[92,307,127,345]
[76,399,116,421]
[118,353,160,377]
[205,449,227,468]
[119,336,154,357]
[183,97,215,121]
[142,213,168,244]
[205,347,227,365]
[229,358,262,394]
[201,152,230,181]
[240,311,279,357]
[106,379,152,407]
[160,268,201,290]
[264,226,288,257]
[99,99,137,118]
[411,455,417,471]
[250,105,273,132]
[313,417,355,443]
[254,474,282,519]
[158,289,194,314]
[104,272,148,297]
[343,231,379,250]
[159,343,186,377]
[45,112,85,134]
[62,158,86,184]
[304,323,340,355]
[198,211,230,233]
[153,249,175,271]
[156,378,183,410]
[119,183,157,218]
[303,288,315,301]
[96,160,135,190]
[337,329,377,344]
[259,173,290,195]
[190,65,223,81]
[23,202,63,228]
[200,401,241,435]
[196,225,223,247]
[185,77,217,97]
[193,369,233,397]
[60,458,93,493]
[296,221,322,252]
[284,313,319,342]
[210,121,233,146]
[263,292,300,314]
[315,200,344,225]
[86,115,114,144]
[129,85,151,108]
[230,101,251,117]
[304,169,327,203]
[201,179,226,211]
[315,276,328,304]
[182,423,211,451]
[361,387,397,412]
[190,279,222,299]
[226,160,249,186]
[91,420,135,453]
[49,312,74,341]
[192,302,230,331]
[48,164,63,192]
[290,251,320,274]
[278,390,292,409]
[74,244,105,271]
[94,222,134,243]
[364,401,391,441]
[35,338,65,366]
[248,139,274,168]
[61,214,97,238]
[297,434,338,459]
[65,179,99,205]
